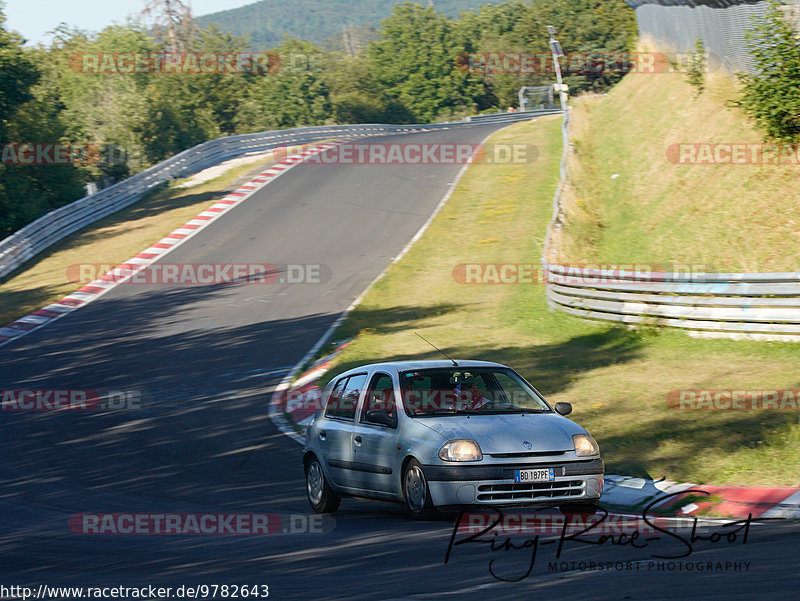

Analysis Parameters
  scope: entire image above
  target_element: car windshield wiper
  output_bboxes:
[480,404,551,413]
[426,409,482,415]
[409,408,550,417]
[458,408,551,415]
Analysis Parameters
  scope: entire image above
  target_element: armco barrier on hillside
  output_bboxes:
[544,263,800,339]
[542,109,800,341]
[0,110,559,280]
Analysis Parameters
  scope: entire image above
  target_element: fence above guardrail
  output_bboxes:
[624,0,785,73]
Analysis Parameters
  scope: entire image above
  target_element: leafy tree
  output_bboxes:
[235,39,333,131]
[0,8,84,238]
[0,86,87,238]
[136,26,253,161]
[190,26,253,134]
[685,39,706,97]
[511,0,637,94]
[452,0,637,109]
[454,1,529,109]
[367,3,486,122]
[326,55,414,123]
[0,9,39,132]
[736,0,800,145]
[42,23,154,175]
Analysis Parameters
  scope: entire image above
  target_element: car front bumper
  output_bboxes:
[422,458,603,506]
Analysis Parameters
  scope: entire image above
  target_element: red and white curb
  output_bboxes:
[0,140,343,346]
[0,125,454,350]
[269,341,351,445]
[0,141,348,349]
[602,474,800,519]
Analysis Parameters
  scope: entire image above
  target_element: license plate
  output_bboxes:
[514,468,555,483]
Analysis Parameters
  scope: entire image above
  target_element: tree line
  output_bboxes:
[0,0,658,239]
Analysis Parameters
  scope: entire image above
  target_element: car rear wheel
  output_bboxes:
[306,456,340,514]
[403,459,438,520]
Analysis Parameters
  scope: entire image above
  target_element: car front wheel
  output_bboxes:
[306,456,340,514]
[403,459,438,520]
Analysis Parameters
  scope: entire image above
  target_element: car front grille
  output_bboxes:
[476,480,584,501]
[487,450,567,459]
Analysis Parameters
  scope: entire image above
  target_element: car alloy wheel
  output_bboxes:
[403,459,438,520]
[307,460,324,505]
[406,465,427,512]
[305,456,340,514]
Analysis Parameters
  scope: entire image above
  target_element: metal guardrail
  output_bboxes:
[465,109,561,125]
[544,265,800,337]
[0,111,548,280]
[543,110,800,340]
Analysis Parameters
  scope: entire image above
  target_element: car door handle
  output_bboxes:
[319,429,327,441]
[354,435,362,446]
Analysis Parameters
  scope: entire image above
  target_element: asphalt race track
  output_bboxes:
[1,123,799,600]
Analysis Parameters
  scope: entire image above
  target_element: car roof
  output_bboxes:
[340,360,507,375]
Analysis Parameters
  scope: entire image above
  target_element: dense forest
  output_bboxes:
[195,0,507,51]
[0,0,638,239]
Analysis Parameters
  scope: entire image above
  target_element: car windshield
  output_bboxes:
[399,367,551,417]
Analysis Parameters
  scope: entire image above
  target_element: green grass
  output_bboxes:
[559,71,800,272]
[320,115,800,486]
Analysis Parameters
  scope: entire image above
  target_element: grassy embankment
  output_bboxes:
[320,71,800,486]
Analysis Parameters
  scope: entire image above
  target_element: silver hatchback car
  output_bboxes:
[303,360,603,519]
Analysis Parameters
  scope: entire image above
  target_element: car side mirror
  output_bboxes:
[366,409,395,427]
[554,402,572,416]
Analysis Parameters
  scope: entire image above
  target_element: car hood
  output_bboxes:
[415,413,581,454]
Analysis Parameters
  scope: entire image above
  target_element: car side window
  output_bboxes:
[324,377,348,420]
[360,373,397,428]
[324,373,366,421]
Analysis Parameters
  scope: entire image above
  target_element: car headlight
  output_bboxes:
[573,434,599,457]
[438,439,483,462]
